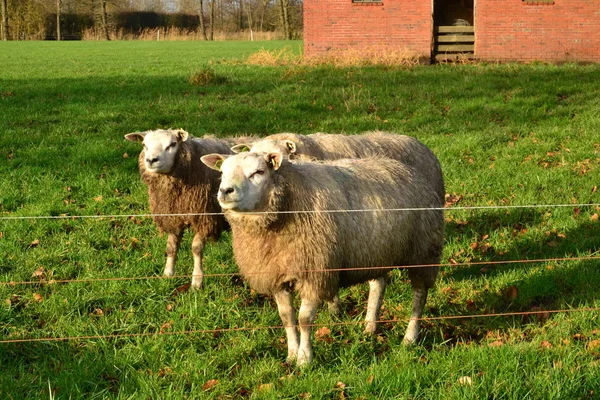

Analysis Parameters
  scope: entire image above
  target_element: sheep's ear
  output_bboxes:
[265,152,283,171]
[201,154,227,171]
[124,132,147,143]
[283,140,297,154]
[231,144,251,153]
[175,129,190,142]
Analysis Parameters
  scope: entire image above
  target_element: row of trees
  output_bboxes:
[0,0,302,41]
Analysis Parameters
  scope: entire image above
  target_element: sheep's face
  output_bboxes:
[125,129,189,174]
[201,152,283,212]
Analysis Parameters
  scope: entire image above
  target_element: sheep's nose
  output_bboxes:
[220,187,234,196]
[146,157,159,165]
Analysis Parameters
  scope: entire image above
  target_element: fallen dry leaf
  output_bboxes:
[29,239,40,248]
[92,308,104,316]
[335,381,346,389]
[591,213,599,222]
[315,326,333,344]
[32,293,43,303]
[504,286,519,301]
[488,340,504,347]
[94,195,103,202]
[202,379,219,391]
[444,193,463,208]
[172,283,190,296]
[31,267,46,279]
[587,340,600,351]
[257,383,273,392]
[160,320,174,333]
[540,340,553,349]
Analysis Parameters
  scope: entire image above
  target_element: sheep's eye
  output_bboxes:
[250,170,265,178]
[167,142,177,150]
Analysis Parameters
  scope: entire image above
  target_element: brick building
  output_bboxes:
[304,0,600,63]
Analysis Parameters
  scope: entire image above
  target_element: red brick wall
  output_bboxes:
[475,0,600,62]
[304,0,600,63]
[304,0,433,60]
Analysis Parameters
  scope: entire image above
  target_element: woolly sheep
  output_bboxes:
[201,151,444,366]
[124,129,242,289]
[231,131,445,201]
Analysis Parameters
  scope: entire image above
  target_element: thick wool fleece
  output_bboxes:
[225,157,444,303]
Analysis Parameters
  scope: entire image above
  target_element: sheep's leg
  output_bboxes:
[164,232,183,277]
[403,285,428,345]
[191,232,205,289]
[297,298,321,366]
[274,291,299,364]
[364,277,386,335]
[327,295,342,317]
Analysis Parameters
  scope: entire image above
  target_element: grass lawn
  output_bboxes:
[1,40,599,399]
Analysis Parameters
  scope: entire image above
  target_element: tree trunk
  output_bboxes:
[278,0,291,40]
[56,0,61,41]
[198,0,208,40]
[209,0,215,41]
[259,0,269,32]
[1,0,8,41]
[244,0,253,40]
[101,0,110,40]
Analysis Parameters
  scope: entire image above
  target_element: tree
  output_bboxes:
[100,0,109,39]
[56,0,60,40]
[1,0,8,40]
[278,0,290,39]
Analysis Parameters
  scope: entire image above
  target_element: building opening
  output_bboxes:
[433,0,475,62]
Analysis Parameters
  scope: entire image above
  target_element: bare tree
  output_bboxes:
[56,0,61,40]
[197,0,207,40]
[100,0,110,39]
[208,0,214,40]
[1,0,8,40]
[278,0,290,39]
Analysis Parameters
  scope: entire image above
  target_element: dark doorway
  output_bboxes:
[433,0,475,62]
[434,0,474,27]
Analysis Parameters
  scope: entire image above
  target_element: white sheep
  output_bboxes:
[201,151,444,366]
[124,129,240,289]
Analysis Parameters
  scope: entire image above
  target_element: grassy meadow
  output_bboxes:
[1,41,600,399]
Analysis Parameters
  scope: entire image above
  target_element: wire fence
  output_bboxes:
[0,202,599,221]
[1,202,598,345]
[1,307,599,345]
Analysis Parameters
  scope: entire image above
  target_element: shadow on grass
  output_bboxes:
[431,207,600,345]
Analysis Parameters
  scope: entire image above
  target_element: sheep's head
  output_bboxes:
[201,152,283,212]
[124,129,189,174]
[231,139,297,158]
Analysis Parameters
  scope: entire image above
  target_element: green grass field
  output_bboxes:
[1,41,599,399]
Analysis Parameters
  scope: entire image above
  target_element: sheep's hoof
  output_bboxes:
[402,336,417,346]
[163,269,175,277]
[191,280,203,290]
[285,353,298,365]
[363,322,377,335]
[327,299,342,318]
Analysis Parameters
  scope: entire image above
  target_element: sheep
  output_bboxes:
[231,131,445,201]
[201,151,444,366]
[124,129,243,289]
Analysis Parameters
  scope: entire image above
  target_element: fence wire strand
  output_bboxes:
[2,255,600,286]
[1,307,598,344]
[0,202,599,221]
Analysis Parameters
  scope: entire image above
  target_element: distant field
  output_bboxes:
[1,41,599,399]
